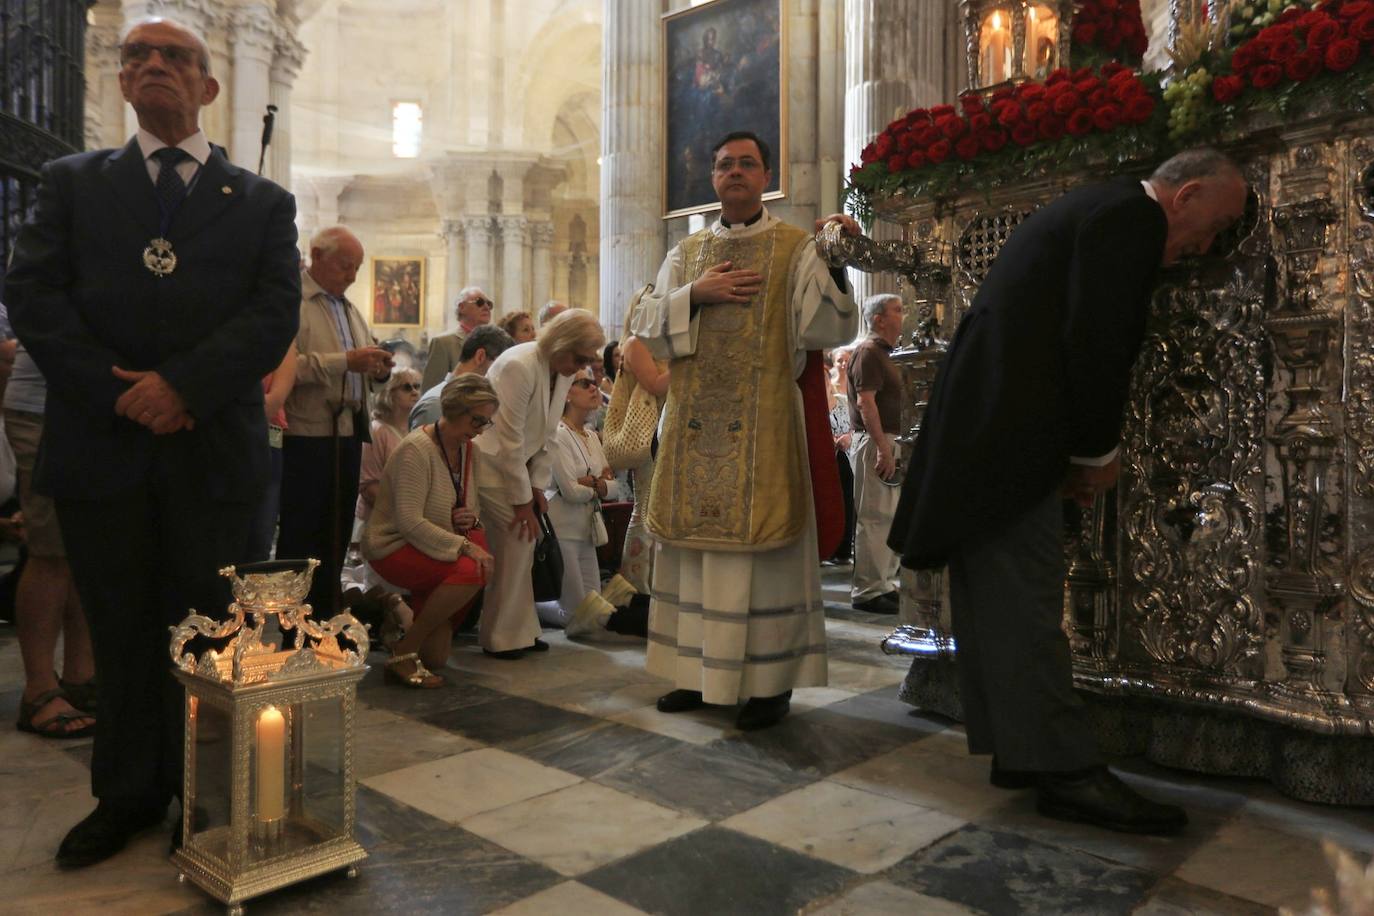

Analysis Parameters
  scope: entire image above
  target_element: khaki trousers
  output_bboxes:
[850,431,901,602]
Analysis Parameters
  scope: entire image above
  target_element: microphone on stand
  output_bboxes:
[257,104,279,175]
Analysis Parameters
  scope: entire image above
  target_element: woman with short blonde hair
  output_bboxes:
[538,309,606,366]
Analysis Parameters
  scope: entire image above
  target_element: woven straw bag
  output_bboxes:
[603,284,660,471]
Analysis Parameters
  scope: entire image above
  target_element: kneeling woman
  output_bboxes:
[363,375,498,687]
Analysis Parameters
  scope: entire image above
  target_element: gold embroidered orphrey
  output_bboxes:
[143,237,177,276]
[647,222,811,552]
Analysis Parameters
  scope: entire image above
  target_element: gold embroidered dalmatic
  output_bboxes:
[647,222,810,552]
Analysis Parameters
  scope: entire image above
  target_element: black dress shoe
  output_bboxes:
[1036,767,1188,835]
[57,801,166,869]
[483,648,525,660]
[656,689,704,713]
[852,592,900,614]
[990,756,1037,789]
[527,638,550,652]
[736,691,792,731]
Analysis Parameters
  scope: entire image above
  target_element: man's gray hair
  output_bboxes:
[309,225,359,257]
[460,324,515,363]
[1150,148,1244,187]
[538,300,567,326]
[862,293,901,329]
[119,16,213,76]
[456,286,486,305]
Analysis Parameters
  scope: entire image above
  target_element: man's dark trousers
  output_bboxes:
[945,490,1101,773]
[277,430,363,615]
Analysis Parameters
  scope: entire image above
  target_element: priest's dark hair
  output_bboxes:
[710,131,771,171]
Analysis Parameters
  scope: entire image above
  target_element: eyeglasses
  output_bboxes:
[399,383,421,393]
[572,379,597,389]
[462,297,492,308]
[466,414,493,429]
[713,156,764,174]
[120,42,203,70]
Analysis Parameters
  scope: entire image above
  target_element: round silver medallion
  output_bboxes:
[143,237,177,277]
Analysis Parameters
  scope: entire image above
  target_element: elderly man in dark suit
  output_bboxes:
[4,16,300,867]
[889,148,1247,835]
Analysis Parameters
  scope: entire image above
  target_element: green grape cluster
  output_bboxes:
[1163,67,1212,141]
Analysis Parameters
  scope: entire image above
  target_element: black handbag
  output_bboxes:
[531,510,564,603]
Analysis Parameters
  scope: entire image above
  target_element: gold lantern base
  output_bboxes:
[173,836,366,913]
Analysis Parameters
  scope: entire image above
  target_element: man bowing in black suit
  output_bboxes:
[888,148,1247,835]
[5,16,301,867]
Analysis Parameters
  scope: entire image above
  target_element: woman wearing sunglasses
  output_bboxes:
[362,375,498,687]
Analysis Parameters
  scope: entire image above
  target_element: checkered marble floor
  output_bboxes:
[2,569,1372,915]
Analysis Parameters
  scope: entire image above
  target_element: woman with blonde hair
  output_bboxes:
[475,308,606,658]
[363,375,498,686]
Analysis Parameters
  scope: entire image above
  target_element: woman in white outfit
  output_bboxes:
[475,310,606,658]
[543,370,627,626]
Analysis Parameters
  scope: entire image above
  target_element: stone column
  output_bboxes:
[307,177,352,240]
[599,0,665,336]
[440,219,466,323]
[498,215,529,313]
[463,216,494,297]
[843,0,947,305]
[267,38,306,188]
[229,4,277,170]
[530,221,555,313]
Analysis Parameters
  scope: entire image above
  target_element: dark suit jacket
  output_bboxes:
[4,138,301,501]
[888,178,1167,569]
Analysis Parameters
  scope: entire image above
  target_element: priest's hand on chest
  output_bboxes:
[690,261,762,306]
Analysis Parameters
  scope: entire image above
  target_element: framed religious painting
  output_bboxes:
[370,256,425,328]
[662,0,788,219]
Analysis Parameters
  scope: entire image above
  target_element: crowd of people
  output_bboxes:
[0,11,1253,875]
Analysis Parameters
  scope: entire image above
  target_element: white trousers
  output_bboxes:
[539,536,601,626]
[477,488,543,652]
[850,431,901,601]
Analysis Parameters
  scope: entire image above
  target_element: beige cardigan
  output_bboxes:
[362,427,481,563]
[285,269,382,437]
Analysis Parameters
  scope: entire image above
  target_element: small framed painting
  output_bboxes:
[370,256,424,327]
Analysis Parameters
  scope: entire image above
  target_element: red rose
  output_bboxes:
[936,114,968,139]
[903,108,931,127]
[1092,103,1122,130]
[991,86,1017,104]
[994,100,1022,126]
[1011,122,1039,146]
[926,139,951,164]
[1253,60,1280,86]
[1124,94,1156,123]
[875,133,894,158]
[955,135,982,160]
[860,142,876,164]
[929,104,956,119]
[1104,30,1123,51]
[1026,100,1051,121]
[1339,0,1373,17]
[959,93,985,115]
[897,130,917,152]
[1045,67,1071,85]
[1305,18,1341,48]
[1066,108,1095,136]
[1045,80,1073,99]
[1350,12,1374,39]
[1037,115,1066,141]
[914,126,940,147]
[905,149,928,169]
[1230,44,1256,72]
[981,130,1008,152]
[969,112,993,133]
[1266,34,1301,61]
[1072,66,1095,82]
[1074,77,1102,95]
[1112,80,1142,104]
[1016,83,1046,101]
[1089,87,1112,107]
[849,163,860,178]
[1297,10,1332,29]
[1100,61,1128,78]
[886,154,906,173]
[1108,67,1139,86]
[1285,49,1322,80]
[1258,22,1296,39]
[1211,74,1245,103]
[1052,90,1083,116]
[1325,37,1361,70]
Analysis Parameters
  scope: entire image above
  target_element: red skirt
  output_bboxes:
[371,530,488,619]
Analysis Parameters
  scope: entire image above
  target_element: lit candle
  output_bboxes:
[983,11,1009,84]
[256,706,285,821]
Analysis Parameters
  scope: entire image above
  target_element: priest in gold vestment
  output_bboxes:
[631,131,859,730]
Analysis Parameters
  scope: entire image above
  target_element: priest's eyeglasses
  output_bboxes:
[713,157,763,173]
[120,42,203,70]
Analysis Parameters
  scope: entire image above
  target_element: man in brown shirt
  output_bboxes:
[847,293,904,612]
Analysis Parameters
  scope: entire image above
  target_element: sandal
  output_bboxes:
[384,652,444,689]
[59,677,98,715]
[16,687,96,739]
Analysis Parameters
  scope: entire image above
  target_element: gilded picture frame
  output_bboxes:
[369,256,425,328]
[661,0,788,219]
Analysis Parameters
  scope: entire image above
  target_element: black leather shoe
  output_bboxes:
[483,648,525,660]
[57,801,166,869]
[1036,767,1188,835]
[736,691,792,731]
[852,592,900,614]
[656,689,704,713]
[990,756,1037,789]
[527,638,550,652]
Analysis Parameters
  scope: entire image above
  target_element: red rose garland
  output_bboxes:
[1219,0,1374,102]
[858,63,1157,177]
[1073,0,1149,62]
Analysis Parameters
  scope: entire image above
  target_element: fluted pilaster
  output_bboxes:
[530,221,555,315]
[229,4,277,169]
[463,216,495,297]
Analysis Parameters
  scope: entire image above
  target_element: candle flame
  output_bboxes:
[991,10,1002,29]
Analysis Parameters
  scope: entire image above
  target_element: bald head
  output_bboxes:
[308,226,364,297]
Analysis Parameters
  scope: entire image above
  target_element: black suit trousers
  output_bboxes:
[277,432,363,616]
[945,490,1100,772]
[56,480,254,808]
